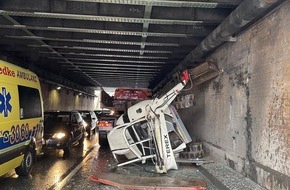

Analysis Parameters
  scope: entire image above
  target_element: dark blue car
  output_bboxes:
[43,111,85,158]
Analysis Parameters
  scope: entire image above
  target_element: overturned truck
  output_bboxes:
[108,70,192,173]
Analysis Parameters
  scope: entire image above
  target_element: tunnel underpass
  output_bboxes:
[0,0,289,189]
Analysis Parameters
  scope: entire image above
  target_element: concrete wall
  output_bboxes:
[179,2,290,190]
[41,83,100,111]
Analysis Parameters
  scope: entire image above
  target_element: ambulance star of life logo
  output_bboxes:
[0,87,12,117]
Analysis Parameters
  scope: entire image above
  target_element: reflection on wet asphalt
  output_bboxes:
[62,144,215,190]
[62,145,120,190]
[0,133,216,190]
[0,134,100,190]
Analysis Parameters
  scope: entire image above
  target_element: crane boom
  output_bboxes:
[108,70,192,173]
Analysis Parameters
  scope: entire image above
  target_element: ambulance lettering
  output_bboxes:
[17,71,37,82]
[2,130,10,143]
[0,66,15,77]
[0,124,38,147]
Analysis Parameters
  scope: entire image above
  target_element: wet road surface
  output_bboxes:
[0,132,211,190]
[0,134,101,190]
[0,132,213,190]
[0,133,264,190]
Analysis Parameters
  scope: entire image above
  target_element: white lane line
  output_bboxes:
[54,144,100,190]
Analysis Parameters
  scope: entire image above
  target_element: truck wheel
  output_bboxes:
[15,148,34,176]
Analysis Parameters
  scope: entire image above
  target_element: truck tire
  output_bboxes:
[15,148,34,176]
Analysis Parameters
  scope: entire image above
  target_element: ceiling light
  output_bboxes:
[61,0,226,8]
[30,45,172,54]
[40,52,169,59]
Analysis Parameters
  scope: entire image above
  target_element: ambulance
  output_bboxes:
[0,60,43,176]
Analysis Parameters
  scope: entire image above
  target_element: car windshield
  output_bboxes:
[81,112,91,122]
[44,113,70,133]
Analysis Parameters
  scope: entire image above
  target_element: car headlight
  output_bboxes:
[83,122,88,128]
[52,132,66,139]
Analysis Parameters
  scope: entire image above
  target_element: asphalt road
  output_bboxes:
[0,133,112,190]
[0,133,221,190]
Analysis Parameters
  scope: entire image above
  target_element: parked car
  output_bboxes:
[43,111,85,158]
[96,113,117,146]
[79,110,98,139]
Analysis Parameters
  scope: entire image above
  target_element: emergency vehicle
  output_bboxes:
[0,60,43,176]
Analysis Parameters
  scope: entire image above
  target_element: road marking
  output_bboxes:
[54,144,100,190]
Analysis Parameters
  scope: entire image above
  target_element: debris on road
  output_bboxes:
[91,173,207,190]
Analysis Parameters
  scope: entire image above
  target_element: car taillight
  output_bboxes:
[98,121,110,127]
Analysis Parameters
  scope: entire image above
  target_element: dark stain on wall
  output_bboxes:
[229,67,258,182]
[229,95,233,106]
[244,84,258,182]
[255,161,290,189]
[227,66,259,182]
[198,80,211,93]
[212,78,223,94]
[229,69,249,89]
[234,72,247,87]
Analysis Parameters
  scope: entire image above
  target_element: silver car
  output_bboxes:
[79,110,98,139]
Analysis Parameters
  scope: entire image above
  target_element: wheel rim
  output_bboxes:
[25,152,33,169]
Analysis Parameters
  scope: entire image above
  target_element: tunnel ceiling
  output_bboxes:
[0,0,243,88]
